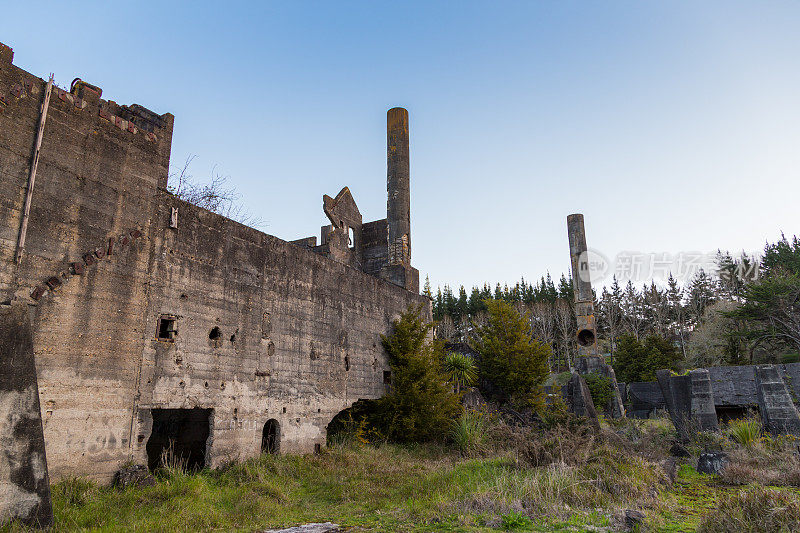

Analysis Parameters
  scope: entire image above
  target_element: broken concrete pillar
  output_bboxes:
[689,369,720,433]
[755,365,800,436]
[563,372,600,431]
[0,303,53,528]
[566,214,624,418]
[657,369,719,440]
[567,213,597,357]
[0,42,12,65]
[657,370,692,440]
[387,107,410,266]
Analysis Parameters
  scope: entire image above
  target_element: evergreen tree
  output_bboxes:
[470,299,551,409]
[376,305,461,443]
[423,276,433,299]
[613,334,683,382]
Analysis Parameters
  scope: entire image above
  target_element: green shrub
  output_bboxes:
[583,374,613,411]
[728,416,762,448]
[781,352,800,363]
[450,410,486,454]
[470,299,551,409]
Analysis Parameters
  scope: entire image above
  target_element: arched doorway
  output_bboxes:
[261,419,279,454]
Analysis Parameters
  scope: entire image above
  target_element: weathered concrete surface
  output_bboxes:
[386,107,410,267]
[657,370,692,440]
[626,382,666,419]
[755,365,800,436]
[0,43,427,483]
[381,108,418,292]
[0,303,52,528]
[566,214,598,358]
[563,372,600,430]
[657,370,719,438]
[689,369,719,432]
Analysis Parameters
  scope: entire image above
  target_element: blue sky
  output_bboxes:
[4,2,800,290]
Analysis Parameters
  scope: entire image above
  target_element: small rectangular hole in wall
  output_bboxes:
[157,315,177,341]
[169,207,178,229]
[348,227,355,249]
[314,443,321,454]
[383,371,392,384]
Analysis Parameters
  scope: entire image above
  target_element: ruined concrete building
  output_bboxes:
[0,42,425,483]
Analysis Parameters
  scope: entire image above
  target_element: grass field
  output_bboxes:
[4,417,800,532]
[4,442,799,532]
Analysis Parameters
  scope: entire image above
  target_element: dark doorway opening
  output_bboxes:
[577,329,596,347]
[262,419,280,454]
[716,406,756,424]
[146,408,211,471]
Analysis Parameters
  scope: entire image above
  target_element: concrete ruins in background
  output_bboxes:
[0,41,425,485]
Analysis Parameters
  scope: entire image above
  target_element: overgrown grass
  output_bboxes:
[5,415,800,532]
[450,410,487,455]
[697,484,800,532]
[1,437,670,532]
[728,416,762,448]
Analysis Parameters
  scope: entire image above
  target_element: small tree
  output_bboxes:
[442,351,477,393]
[375,305,461,443]
[470,299,551,409]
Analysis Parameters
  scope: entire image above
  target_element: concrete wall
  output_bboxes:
[0,44,426,482]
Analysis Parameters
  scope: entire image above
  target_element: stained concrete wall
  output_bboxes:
[0,44,426,482]
[0,303,52,527]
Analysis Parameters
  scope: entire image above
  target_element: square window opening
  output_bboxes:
[157,315,177,341]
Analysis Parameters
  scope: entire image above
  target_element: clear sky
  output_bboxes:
[3,2,799,291]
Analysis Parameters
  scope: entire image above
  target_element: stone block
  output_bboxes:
[697,451,728,476]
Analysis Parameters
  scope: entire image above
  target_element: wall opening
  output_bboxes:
[716,406,756,424]
[348,227,355,249]
[383,371,392,384]
[157,315,177,341]
[261,419,280,454]
[326,399,379,446]
[146,408,211,472]
[577,329,596,346]
[209,326,223,348]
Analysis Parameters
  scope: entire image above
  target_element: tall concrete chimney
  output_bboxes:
[387,107,410,265]
[567,213,598,357]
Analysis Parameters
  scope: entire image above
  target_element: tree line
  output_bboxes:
[426,234,800,378]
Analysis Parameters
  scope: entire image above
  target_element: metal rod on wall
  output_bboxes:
[16,73,54,264]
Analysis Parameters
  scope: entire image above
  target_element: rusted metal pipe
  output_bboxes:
[16,74,53,264]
